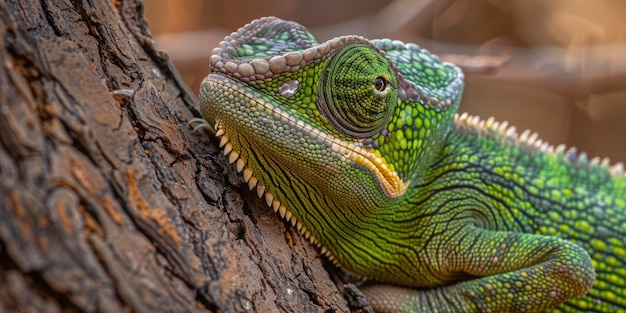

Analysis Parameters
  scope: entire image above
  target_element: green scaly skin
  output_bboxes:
[197,17,626,312]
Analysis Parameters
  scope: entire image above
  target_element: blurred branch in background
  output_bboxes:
[145,0,626,162]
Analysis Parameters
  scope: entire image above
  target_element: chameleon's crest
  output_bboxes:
[210,17,384,81]
[455,113,626,176]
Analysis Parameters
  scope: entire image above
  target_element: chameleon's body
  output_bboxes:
[198,17,626,312]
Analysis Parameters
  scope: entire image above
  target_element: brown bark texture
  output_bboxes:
[0,0,348,312]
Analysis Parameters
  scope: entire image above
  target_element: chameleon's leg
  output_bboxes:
[361,227,595,313]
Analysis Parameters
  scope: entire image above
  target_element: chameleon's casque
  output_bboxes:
[198,17,626,313]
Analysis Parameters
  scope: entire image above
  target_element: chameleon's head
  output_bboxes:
[199,17,463,269]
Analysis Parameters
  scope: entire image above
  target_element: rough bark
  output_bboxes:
[0,0,348,312]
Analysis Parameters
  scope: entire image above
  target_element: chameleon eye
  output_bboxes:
[374,76,387,92]
[318,43,397,138]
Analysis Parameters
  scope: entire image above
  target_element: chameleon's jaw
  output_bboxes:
[208,123,339,263]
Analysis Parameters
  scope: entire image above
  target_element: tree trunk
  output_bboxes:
[0,1,348,312]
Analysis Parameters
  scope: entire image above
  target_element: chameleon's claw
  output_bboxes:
[187,117,215,134]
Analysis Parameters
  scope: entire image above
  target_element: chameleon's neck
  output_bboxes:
[415,116,626,235]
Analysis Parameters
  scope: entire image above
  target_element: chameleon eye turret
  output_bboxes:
[198,17,626,313]
[317,44,397,138]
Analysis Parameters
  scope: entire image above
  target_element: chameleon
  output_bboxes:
[195,16,626,312]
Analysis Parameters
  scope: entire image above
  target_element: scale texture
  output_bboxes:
[198,17,626,313]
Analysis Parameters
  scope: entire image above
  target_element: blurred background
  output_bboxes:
[144,0,626,162]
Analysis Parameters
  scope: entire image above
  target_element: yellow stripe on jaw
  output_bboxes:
[330,140,410,199]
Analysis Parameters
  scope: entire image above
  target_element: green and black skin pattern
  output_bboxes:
[196,17,626,313]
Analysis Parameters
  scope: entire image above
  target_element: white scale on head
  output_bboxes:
[278,79,300,97]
